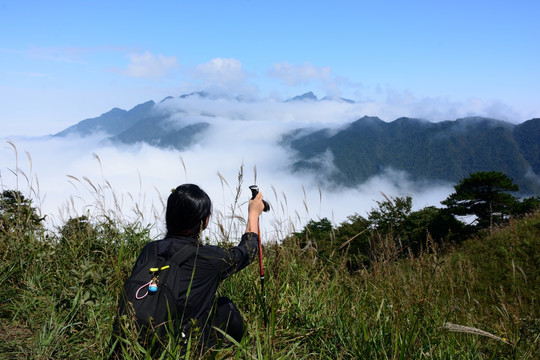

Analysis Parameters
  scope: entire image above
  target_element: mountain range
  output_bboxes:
[55,92,212,150]
[54,92,540,195]
[284,115,540,194]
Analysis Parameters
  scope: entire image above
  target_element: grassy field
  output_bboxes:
[1,182,538,359]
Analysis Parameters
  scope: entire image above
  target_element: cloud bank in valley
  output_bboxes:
[1,94,487,242]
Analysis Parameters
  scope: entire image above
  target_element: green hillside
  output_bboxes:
[1,185,538,359]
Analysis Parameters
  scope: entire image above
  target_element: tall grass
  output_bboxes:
[1,150,538,359]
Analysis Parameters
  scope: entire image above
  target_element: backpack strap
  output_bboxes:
[136,242,198,279]
[167,243,198,267]
[134,243,199,299]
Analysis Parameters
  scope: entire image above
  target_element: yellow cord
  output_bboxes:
[149,265,170,272]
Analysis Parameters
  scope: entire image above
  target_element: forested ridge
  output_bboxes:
[286,116,540,194]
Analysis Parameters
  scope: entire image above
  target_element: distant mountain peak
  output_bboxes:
[159,96,174,103]
[179,91,210,99]
[321,95,356,104]
[286,92,355,103]
[393,117,430,125]
[286,91,318,102]
[357,115,384,123]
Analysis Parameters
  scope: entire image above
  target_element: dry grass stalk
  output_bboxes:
[441,322,513,345]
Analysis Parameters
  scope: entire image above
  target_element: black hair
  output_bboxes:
[166,184,212,238]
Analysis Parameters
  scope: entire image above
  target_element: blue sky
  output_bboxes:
[1,0,539,135]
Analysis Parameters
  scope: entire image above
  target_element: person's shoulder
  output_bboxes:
[136,237,186,259]
[139,239,158,253]
[195,243,231,262]
[197,243,224,254]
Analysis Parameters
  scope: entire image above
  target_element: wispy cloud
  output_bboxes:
[27,45,92,64]
[6,71,49,78]
[361,88,522,123]
[194,58,247,83]
[124,51,179,79]
[267,61,358,98]
[268,61,332,86]
[0,45,92,65]
[189,58,257,95]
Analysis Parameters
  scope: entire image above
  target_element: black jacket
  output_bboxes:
[130,232,259,335]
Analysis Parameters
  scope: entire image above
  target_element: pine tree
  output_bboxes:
[441,171,519,232]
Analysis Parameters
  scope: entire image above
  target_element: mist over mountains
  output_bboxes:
[285,116,540,195]
[55,91,540,196]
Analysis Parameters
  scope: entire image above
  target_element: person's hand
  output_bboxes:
[249,192,265,217]
[246,192,264,233]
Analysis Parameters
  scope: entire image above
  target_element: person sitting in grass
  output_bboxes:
[112,183,265,355]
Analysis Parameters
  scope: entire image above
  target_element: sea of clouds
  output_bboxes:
[2,94,491,242]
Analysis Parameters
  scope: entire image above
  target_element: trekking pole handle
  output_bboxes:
[250,185,269,326]
[249,185,270,212]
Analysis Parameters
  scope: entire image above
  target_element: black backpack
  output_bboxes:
[115,241,198,342]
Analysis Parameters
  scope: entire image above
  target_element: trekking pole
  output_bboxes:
[249,185,270,326]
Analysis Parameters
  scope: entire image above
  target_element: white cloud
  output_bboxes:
[269,61,331,85]
[350,88,523,123]
[1,87,524,241]
[125,51,179,78]
[267,61,356,98]
[1,96,458,243]
[194,58,246,83]
[264,64,524,122]
[188,58,256,96]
